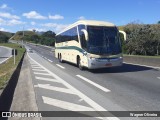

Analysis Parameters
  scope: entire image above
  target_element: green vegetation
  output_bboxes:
[0,43,25,89]
[12,30,56,46]
[11,31,36,41]
[119,23,160,56]
[0,31,14,43]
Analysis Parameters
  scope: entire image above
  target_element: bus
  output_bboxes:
[55,20,126,70]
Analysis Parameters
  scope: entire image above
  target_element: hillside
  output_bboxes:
[11,30,56,46]
[11,31,37,41]
[1,31,14,38]
[0,31,14,43]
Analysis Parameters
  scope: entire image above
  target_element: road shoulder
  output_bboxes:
[0,46,12,64]
[9,54,40,120]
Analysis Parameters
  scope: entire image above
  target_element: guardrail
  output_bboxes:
[123,55,160,68]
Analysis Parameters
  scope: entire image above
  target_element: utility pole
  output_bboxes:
[22,26,24,48]
[14,49,15,65]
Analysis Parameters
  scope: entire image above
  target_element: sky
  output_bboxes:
[0,0,160,33]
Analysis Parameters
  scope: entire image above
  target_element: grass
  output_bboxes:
[0,43,25,89]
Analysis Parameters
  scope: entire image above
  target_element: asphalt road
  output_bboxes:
[0,46,12,64]
[25,44,160,120]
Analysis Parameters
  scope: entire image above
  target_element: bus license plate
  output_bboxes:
[105,63,112,67]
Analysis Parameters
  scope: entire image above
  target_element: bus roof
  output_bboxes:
[56,20,115,35]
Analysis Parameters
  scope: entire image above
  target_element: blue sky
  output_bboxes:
[0,0,160,33]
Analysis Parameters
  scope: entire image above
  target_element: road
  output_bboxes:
[0,46,12,64]
[25,43,160,120]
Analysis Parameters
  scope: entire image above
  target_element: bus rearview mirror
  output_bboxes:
[81,29,88,41]
[119,30,126,41]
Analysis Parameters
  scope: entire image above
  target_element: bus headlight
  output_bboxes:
[119,56,123,59]
[87,54,97,60]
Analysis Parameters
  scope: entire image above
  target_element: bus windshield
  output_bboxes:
[87,26,121,55]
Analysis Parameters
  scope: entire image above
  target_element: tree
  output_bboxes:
[124,24,155,55]
[42,30,56,38]
[124,23,143,55]
[0,32,9,43]
[40,31,56,46]
[150,24,160,55]
[30,34,40,43]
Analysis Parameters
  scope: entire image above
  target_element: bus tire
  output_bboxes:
[77,57,83,70]
[59,54,63,63]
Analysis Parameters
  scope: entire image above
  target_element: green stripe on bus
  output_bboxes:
[56,46,85,53]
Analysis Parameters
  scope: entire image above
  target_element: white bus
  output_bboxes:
[55,20,126,70]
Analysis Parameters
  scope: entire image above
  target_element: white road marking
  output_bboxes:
[76,75,111,93]
[0,46,12,64]
[47,59,53,63]
[31,65,39,67]
[34,85,39,87]
[78,98,83,102]
[42,96,94,111]
[56,64,65,69]
[28,54,120,120]
[32,66,43,69]
[30,63,37,65]
[32,69,46,72]
[34,84,50,87]
[31,64,39,66]
[42,96,103,119]
[34,72,51,76]
[0,56,12,64]
[37,84,76,95]
[35,76,61,83]
[157,77,160,79]
[123,62,160,69]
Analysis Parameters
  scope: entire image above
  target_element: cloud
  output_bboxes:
[31,21,36,25]
[41,23,57,27]
[0,4,13,11]
[49,14,64,20]
[23,11,47,19]
[7,19,26,26]
[0,18,25,26]
[0,12,20,19]
[28,28,47,32]
[55,24,69,33]
[0,4,8,9]
[78,16,85,20]
[0,27,8,32]
[0,18,6,25]
[41,23,69,33]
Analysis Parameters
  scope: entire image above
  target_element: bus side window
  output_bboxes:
[78,25,87,50]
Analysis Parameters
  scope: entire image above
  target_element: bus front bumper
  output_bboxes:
[88,57,123,69]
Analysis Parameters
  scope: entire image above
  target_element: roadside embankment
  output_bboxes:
[0,43,25,91]
[123,55,160,68]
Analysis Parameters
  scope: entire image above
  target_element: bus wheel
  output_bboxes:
[77,57,83,70]
[59,54,63,63]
